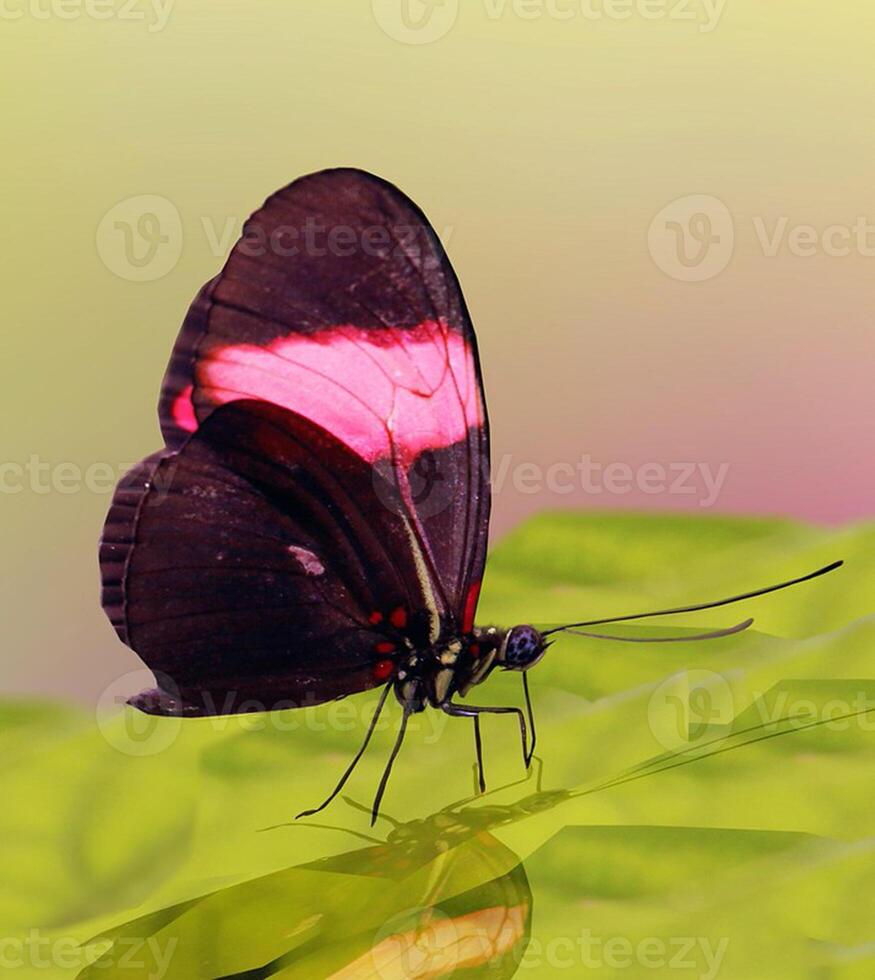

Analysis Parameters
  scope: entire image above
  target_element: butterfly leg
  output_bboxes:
[296,682,392,820]
[473,716,486,794]
[522,672,537,768]
[371,708,411,826]
[441,700,529,772]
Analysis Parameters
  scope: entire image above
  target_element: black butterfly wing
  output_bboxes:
[101,400,471,715]
[154,168,490,632]
[101,170,491,713]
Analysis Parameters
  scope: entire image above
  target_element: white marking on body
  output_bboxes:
[434,668,454,703]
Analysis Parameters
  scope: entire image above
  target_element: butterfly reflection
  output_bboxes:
[76,768,560,980]
[79,701,870,980]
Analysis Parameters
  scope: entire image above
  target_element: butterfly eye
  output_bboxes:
[501,625,546,671]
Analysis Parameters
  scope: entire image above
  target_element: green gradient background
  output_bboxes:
[3,0,874,708]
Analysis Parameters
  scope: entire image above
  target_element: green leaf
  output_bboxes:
[2,512,873,979]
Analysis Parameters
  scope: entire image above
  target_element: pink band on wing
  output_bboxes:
[171,384,198,434]
[176,320,481,463]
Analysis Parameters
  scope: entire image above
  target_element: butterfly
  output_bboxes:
[100,168,842,823]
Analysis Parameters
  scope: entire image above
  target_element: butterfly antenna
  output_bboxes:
[542,560,843,636]
[371,709,411,826]
[565,618,753,643]
[296,682,392,820]
[258,820,384,845]
[341,795,403,827]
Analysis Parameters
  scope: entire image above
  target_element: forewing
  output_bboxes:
[156,169,490,628]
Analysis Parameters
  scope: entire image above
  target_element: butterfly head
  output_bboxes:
[497,625,551,671]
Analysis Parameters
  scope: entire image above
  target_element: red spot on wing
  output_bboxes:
[368,611,384,625]
[373,659,395,681]
[462,581,481,633]
[389,606,408,629]
[192,320,481,463]
[375,641,396,655]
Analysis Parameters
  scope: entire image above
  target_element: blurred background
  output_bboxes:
[2,0,874,705]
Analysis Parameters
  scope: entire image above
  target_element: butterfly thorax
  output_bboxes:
[389,623,549,713]
[391,627,507,713]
